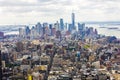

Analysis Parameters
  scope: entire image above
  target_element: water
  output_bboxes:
[86,23,120,38]
[0,25,24,35]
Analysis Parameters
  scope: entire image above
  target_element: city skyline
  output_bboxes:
[0,0,120,25]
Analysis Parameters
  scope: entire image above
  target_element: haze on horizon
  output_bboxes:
[0,0,120,25]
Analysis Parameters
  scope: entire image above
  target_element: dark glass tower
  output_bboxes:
[25,26,30,36]
[60,18,64,31]
[49,24,52,36]
[72,13,75,30]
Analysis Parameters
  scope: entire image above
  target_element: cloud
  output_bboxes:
[0,0,120,24]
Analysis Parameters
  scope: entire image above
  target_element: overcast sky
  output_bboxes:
[0,0,120,25]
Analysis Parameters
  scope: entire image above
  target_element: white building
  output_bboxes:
[19,28,25,39]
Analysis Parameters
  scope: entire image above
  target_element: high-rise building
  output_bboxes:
[30,26,39,39]
[25,26,30,36]
[52,28,56,36]
[45,26,50,36]
[36,22,42,34]
[64,23,68,31]
[54,21,59,31]
[43,23,48,28]
[60,18,64,31]
[19,28,25,39]
[68,24,72,33]
[43,23,48,35]
[78,23,83,31]
[72,13,75,30]
[49,24,53,36]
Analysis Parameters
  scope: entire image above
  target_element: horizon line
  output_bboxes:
[0,21,120,26]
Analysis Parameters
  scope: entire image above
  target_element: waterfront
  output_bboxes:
[86,22,120,38]
[0,22,120,38]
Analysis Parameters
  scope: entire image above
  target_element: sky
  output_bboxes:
[0,0,120,25]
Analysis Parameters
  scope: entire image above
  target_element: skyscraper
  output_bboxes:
[19,28,25,39]
[43,23,48,35]
[60,18,64,31]
[68,24,72,33]
[54,21,59,31]
[25,26,30,36]
[30,26,39,39]
[36,22,42,34]
[78,23,85,31]
[72,13,75,30]
[49,24,53,36]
